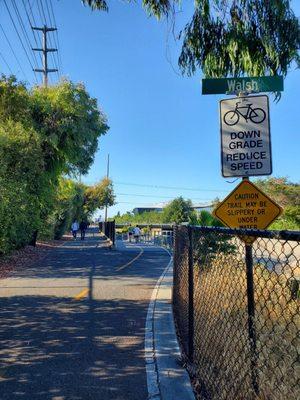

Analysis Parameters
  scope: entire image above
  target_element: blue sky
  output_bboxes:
[0,0,299,218]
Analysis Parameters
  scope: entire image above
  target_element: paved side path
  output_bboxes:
[0,229,170,400]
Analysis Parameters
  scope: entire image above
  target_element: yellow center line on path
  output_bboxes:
[73,245,144,298]
[74,288,90,301]
[116,247,144,272]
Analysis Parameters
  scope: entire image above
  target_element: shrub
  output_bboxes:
[0,121,50,253]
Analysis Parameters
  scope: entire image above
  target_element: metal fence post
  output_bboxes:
[172,225,178,301]
[245,243,259,396]
[188,226,194,362]
[112,220,115,246]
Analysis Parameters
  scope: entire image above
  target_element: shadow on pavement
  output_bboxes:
[0,293,149,400]
[0,236,171,399]
[7,246,169,283]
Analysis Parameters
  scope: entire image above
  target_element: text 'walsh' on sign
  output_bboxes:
[220,95,271,178]
[202,76,284,95]
[213,180,282,230]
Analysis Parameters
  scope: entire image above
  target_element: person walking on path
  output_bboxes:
[133,226,141,243]
[79,220,88,241]
[71,220,79,239]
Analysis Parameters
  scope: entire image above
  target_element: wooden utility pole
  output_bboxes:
[32,25,58,87]
[104,154,110,222]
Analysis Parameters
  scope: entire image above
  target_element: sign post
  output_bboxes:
[220,95,271,178]
[205,76,283,398]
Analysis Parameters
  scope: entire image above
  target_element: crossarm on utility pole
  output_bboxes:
[32,25,58,87]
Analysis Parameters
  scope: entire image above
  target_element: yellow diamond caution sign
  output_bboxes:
[213,180,282,230]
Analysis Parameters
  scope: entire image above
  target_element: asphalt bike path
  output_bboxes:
[0,229,170,400]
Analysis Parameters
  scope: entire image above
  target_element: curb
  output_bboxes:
[145,256,195,400]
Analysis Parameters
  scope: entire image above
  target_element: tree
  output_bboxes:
[30,80,109,175]
[255,177,300,229]
[162,197,195,223]
[0,75,30,122]
[255,177,299,207]
[82,1,300,80]
[0,76,109,177]
[83,178,115,217]
[47,177,115,240]
[0,121,51,253]
[0,76,110,252]
[50,179,86,240]
[197,210,223,227]
[113,210,164,224]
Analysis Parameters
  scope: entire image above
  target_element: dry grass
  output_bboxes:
[0,238,68,280]
[254,264,299,400]
[184,237,299,400]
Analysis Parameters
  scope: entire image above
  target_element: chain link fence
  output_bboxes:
[173,225,300,400]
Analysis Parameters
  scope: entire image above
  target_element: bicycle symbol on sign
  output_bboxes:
[223,101,266,126]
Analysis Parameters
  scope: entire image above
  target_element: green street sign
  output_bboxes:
[202,76,283,95]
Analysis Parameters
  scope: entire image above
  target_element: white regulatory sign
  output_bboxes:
[220,95,271,178]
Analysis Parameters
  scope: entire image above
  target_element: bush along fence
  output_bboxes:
[99,221,115,246]
[173,225,300,400]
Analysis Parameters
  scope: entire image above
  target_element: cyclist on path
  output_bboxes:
[133,226,141,243]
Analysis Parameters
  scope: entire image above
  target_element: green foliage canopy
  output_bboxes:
[114,210,164,225]
[255,177,300,230]
[82,0,300,79]
[0,121,52,253]
[48,179,86,240]
[179,0,300,78]
[48,177,115,240]
[0,76,109,253]
[162,197,196,223]
[0,76,109,176]
[196,210,223,227]
[255,177,299,207]
[30,81,109,175]
[84,178,115,217]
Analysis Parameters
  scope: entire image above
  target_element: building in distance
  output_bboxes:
[132,202,213,215]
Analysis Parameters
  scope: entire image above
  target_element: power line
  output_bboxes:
[26,0,43,48]
[116,193,212,201]
[48,0,63,73]
[10,0,40,72]
[3,0,37,82]
[0,23,28,80]
[45,1,60,80]
[32,25,58,87]
[35,0,51,82]
[114,181,229,193]
[0,51,13,74]
[44,0,60,78]
[116,201,163,205]
[38,0,48,24]
[45,0,54,26]
[36,0,59,80]
[22,0,43,74]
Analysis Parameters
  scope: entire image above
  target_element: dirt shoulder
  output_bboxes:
[0,237,70,280]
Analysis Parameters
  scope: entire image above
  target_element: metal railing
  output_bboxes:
[115,223,174,251]
[173,225,300,400]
